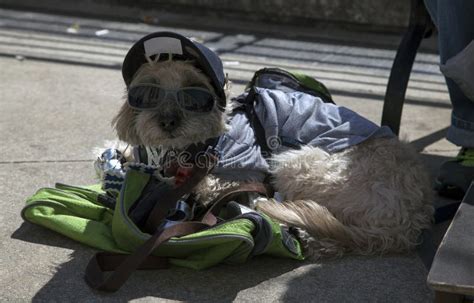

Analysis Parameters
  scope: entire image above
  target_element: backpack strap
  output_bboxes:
[85,221,209,292]
[84,151,219,292]
[84,182,269,292]
[144,152,217,233]
[200,182,272,225]
[237,88,273,158]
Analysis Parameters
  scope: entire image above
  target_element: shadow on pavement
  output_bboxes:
[12,222,86,250]
[410,126,449,152]
[280,256,434,302]
[12,222,303,302]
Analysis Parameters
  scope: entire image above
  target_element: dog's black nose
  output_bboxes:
[159,115,180,132]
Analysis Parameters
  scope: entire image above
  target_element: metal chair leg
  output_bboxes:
[381,0,433,135]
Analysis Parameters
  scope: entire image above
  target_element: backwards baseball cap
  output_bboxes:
[122,31,226,110]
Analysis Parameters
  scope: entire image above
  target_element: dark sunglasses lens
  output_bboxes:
[128,86,161,109]
[179,89,215,112]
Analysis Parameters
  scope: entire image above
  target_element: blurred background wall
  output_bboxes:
[0,0,412,31]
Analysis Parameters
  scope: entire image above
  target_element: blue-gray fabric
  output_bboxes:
[212,88,394,182]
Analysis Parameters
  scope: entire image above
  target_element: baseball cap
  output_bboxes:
[122,31,226,110]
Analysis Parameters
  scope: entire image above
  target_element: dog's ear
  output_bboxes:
[112,103,141,146]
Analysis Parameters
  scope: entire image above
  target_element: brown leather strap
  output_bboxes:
[144,153,218,233]
[85,163,268,292]
[85,221,208,292]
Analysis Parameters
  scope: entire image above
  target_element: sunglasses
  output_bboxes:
[127,84,216,112]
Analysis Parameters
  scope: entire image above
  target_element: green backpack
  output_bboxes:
[22,165,304,292]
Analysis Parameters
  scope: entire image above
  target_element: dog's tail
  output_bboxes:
[257,199,422,258]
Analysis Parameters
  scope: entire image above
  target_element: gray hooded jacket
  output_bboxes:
[212,87,394,182]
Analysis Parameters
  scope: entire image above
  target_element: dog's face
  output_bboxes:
[113,60,227,149]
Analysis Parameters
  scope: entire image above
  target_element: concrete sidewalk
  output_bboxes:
[0,7,457,302]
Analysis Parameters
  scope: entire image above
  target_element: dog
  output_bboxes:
[110,33,434,259]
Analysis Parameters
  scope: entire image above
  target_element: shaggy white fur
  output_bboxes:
[110,60,434,259]
[257,138,434,257]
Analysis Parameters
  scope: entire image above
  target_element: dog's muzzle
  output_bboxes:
[158,114,181,132]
